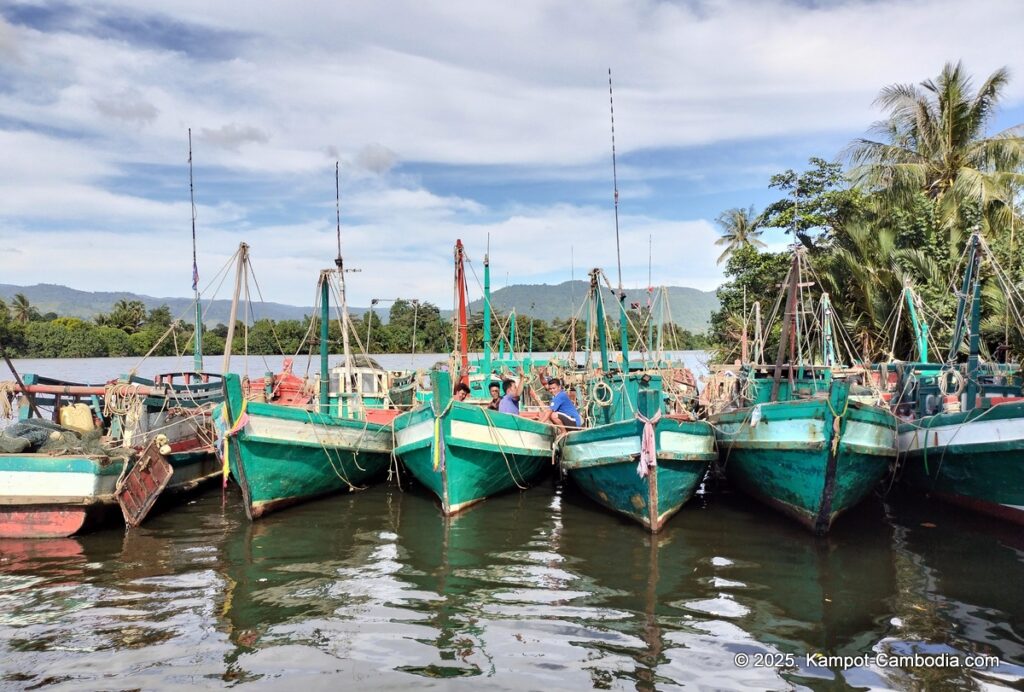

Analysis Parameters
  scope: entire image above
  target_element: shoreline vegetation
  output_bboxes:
[709,62,1024,364]
[0,295,708,360]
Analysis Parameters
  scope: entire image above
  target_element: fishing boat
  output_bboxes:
[218,170,395,520]
[0,136,225,537]
[392,240,556,515]
[559,269,716,531]
[461,248,549,406]
[890,232,1024,523]
[245,354,417,422]
[0,370,222,538]
[709,250,897,534]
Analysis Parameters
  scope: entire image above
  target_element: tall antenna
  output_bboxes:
[335,161,343,269]
[647,234,652,291]
[608,67,623,293]
[570,245,575,307]
[188,128,198,294]
[187,128,202,374]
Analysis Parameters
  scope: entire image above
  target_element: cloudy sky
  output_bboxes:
[1,0,1023,309]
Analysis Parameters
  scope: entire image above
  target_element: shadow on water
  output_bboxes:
[0,475,1021,690]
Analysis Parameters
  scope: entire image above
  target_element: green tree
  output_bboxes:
[385,299,447,353]
[357,310,386,354]
[708,245,790,360]
[11,293,36,324]
[99,299,148,334]
[0,299,26,355]
[759,157,865,248]
[714,206,765,264]
[146,305,173,329]
[95,326,133,357]
[848,61,1024,243]
[24,318,105,357]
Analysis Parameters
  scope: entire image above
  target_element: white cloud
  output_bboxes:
[0,0,1022,306]
[93,88,159,125]
[0,15,19,62]
[198,123,270,151]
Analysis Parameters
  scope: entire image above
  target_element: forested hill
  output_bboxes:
[469,281,719,333]
[0,283,348,325]
[1,281,720,333]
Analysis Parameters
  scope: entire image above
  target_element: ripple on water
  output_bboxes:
[672,595,751,619]
[0,482,1022,690]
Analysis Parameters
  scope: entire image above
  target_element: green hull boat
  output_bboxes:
[711,381,896,534]
[558,269,715,531]
[221,372,392,520]
[887,235,1024,525]
[899,400,1024,524]
[392,372,555,515]
[560,416,715,531]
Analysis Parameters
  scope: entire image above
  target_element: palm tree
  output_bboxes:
[714,206,766,264]
[11,293,33,324]
[818,223,945,361]
[848,61,1024,243]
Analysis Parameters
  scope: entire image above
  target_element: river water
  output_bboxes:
[0,356,1022,690]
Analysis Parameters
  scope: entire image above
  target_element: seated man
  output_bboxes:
[497,379,519,415]
[453,383,470,401]
[486,381,502,410]
[539,377,581,431]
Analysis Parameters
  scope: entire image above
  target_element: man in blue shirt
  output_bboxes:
[498,379,520,415]
[540,377,581,430]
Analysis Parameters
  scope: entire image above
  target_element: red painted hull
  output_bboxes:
[0,503,114,539]
[932,490,1024,525]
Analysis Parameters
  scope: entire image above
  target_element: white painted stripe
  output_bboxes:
[715,418,826,444]
[449,419,553,453]
[563,436,639,462]
[247,414,391,453]
[899,417,1024,453]
[842,419,896,450]
[395,419,433,450]
[0,470,117,500]
[660,431,716,455]
[563,430,714,463]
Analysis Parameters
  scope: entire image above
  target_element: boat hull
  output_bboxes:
[560,417,716,531]
[899,400,1024,524]
[222,373,393,520]
[0,450,220,538]
[393,402,555,515]
[711,395,896,534]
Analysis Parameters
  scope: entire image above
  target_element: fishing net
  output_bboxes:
[0,419,129,458]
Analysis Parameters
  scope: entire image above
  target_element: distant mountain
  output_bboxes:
[468,281,719,333]
[0,280,720,333]
[0,283,372,326]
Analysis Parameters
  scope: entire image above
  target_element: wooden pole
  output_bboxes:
[2,351,42,418]
[222,243,248,374]
[770,253,800,402]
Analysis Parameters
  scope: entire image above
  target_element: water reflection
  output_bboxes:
[886,494,1024,688]
[0,481,1020,690]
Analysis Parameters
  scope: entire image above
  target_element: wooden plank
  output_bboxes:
[115,441,173,527]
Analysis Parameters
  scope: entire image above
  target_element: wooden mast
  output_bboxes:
[770,251,800,402]
[335,162,355,413]
[222,243,248,375]
[188,129,203,375]
[454,240,469,384]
